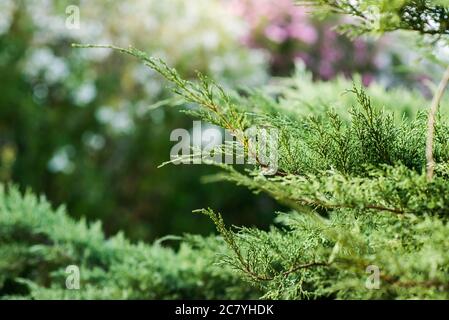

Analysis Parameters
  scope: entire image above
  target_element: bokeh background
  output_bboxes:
[0,0,433,241]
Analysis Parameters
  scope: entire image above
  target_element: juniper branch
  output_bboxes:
[73,44,289,176]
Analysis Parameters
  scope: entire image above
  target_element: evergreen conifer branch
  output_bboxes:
[299,1,449,36]
[72,44,291,177]
[70,5,449,297]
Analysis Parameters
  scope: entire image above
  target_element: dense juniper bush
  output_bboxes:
[1,0,449,299]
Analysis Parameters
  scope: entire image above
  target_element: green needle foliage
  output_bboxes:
[72,0,449,299]
[3,0,449,299]
[300,0,449,37]
[0,185,260,299]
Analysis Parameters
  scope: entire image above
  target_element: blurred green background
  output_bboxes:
[0,0,429,241]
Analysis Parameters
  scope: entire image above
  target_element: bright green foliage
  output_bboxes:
[5,0,449,300]
[73,25,449,298]
[199,208,449,299]
[264,65,448,120]
[301,0,449,36]
[0,185,260,299]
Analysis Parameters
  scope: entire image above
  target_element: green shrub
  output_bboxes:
[0,185,261,299]
[70,0,449,299]
[3,0,449,300]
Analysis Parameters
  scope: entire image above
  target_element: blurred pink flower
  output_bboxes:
[287,24,318,45]
[354,39,368,64]
[225,0,379,78]
[362,73,375,86]
[319,62,335,80]
[265,25,289,43]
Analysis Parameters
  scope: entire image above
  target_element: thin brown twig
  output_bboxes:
[243,261,329,282]
[381,274,449,290]
[297,197,408,215]
[426,66,449,181]
[281,261,329,278]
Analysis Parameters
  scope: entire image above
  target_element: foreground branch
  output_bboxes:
[426,66,449,181]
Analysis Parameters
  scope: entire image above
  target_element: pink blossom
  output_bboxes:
[287,24,318,45]
[265,25,289,43]
[319,62,335,80]
[354,39,368,64]
[225,0,379,78]
[362,73,375,86]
